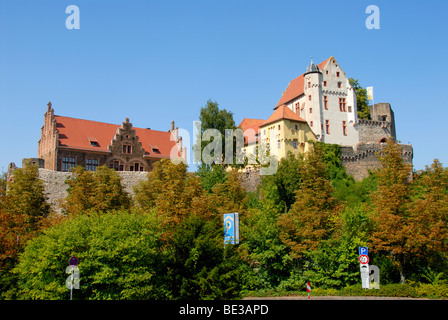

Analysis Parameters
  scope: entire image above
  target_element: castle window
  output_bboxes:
[337,82,342,89]
[293,139,298,149]
[308,95,312,101]
[323,81,327,87]
[309,107,312,113]
[295,124,298,130]
[326,70,329,75]
[342,121,347,136]
[308,81,311,88]
[324,96,328,110]
[348,106,352,113]
[325,120,330,134]
[123,145,132,154]
[339,98,346,112]
[310,121,313,127]
[277,140,281,149]
[336,71,340,77]
[62,156,75,172]
[278,124,281,130]
[114,160,120,171]
[86,158,98,171]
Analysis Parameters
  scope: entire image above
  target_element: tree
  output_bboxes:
[3,160,51,230]
[349,78,370,120]
[240,183,292,290]
[278,145,343,259]
[193,99,236,166]
[12,210,170,300]
[260,152,303,212]
[62,165,130,215]
[196,163,228,193]
[368,139,413,283]
[167,215,242,299]
[134,159,209,225]
[407,160,448,270]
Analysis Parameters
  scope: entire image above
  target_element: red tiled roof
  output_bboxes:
[55,116,180,158]
[238,118,265,145]
[260,105,307,127]
[275,57,331,108]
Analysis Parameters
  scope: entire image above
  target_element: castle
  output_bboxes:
[7,56,413,208]
[239,56,413,181]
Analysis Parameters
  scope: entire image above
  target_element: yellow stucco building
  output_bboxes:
[238,105,316,171]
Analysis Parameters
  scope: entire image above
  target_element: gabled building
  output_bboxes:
[38,102,185,172]
[275,56,358,146]
[238,105,316,171]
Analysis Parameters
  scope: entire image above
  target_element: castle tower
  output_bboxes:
[303,57,324,140]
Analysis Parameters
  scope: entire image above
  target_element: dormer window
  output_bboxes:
[88,137,99,147]
[149,144,160,153]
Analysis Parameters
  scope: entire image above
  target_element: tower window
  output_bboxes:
[323,81,327,87]
[342,121,347,136]
[336,71,340,77]
[337,82,342,89]
[339,98,346,112]
[324,96,328,110]
[325,120,330,134]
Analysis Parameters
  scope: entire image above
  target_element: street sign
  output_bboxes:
[358,247,368,256]
[224,213,239,245]
[359,254,369,264]
[69,256,78,266]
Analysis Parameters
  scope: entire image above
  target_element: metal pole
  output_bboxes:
[70,268,73,300]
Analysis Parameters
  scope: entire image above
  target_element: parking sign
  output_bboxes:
[359,247,368,256]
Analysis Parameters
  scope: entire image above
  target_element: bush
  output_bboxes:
[12,210,169,300]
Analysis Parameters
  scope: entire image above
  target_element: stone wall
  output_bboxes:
[341,142,413,181]
[38,169,148,211]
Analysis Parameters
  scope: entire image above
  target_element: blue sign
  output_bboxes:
[359,247,368,256]
[224,213,239,245]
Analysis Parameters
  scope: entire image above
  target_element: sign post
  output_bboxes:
[358,248,370,289]
[66,256,79,300]
[306,282,311,300]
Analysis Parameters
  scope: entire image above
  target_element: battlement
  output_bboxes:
[341,142,413,180]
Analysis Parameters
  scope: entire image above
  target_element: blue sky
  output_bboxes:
[0,0,447,173]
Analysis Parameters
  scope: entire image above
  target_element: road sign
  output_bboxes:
[306,282,311,300]
[358,247,368,256]
[359,254,369,264]
[224,213,239,245]
[69,256,78,266]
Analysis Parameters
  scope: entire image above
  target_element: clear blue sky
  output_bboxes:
[1,0,447,173]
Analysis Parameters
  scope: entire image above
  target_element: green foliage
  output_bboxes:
[193,99,236,165]
[349,78,370,120]
[3,160,51,229]
[63,166,130,215]
[167,215,242,300]
[12,210,170,300]
[260,152,303,212]
[196,163,228,193]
